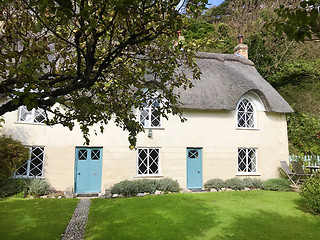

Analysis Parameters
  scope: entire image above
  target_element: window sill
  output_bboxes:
[144,127,165,130]
[236,127,260,131]
[133,175,164,178]
[236,172,261,176]
[15,121,45,126]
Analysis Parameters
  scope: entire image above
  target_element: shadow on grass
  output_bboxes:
[208,208,320,240]
[85,194,219,240]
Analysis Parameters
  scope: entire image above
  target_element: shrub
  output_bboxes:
[204,178,225,190]
[262,178,291,191]
[28,178,50,196]
[0,178,31,198]
[157,178,180,192]
[0,135,30,179]
[135,179,157,194]
[225,178,245,190]
[251,178,263,189]
[111,180,138,197]
[300,178,320,213]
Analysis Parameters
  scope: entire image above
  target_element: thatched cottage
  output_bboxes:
[0,41,293,194]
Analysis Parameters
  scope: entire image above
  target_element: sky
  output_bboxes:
[207,0,224,7]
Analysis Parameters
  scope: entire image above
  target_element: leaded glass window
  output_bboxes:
[139,99,161,128]
[238,148,257,173]
[18,106,46,123]
[137,148,160,175]
[15,147,45,178]
[237,98,255,128]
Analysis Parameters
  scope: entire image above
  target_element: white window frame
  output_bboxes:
[17,106,46,124]
[14,146,45,178]
[237,148,258,174]
[139,97,161,128]
[236,98,256,129]
[137,148,161,176]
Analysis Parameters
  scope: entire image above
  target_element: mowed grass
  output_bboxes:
[85,191,320,240]
[0,198,78,240]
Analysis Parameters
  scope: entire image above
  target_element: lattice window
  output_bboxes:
[139,99,161,128]
[15,147,45,178]
[18,106,46,123]
[137,148,160,175]
[238,148,257,173]
[237,98,255,128]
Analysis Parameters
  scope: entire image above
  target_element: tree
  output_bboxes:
[0,134,30,179]
[273,0,320,42]
[0,0,207,146]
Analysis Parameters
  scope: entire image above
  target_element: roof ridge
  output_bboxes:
[195,52,254,66]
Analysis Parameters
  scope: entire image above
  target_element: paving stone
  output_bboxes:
[61,199,91,240]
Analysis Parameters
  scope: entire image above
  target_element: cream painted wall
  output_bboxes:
[1,106,290,192]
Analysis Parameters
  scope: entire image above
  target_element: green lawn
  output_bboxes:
[0,198,78,240]
[85,191,320,240]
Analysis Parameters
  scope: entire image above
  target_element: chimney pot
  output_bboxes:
[234,34,248,58]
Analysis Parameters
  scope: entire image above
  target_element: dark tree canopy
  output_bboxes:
[0,0,207,146]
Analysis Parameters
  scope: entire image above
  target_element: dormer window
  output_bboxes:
[139,98,161,128]
[18,106,46,124]
[237,98,255,128]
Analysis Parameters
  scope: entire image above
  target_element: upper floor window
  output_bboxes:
[15,146,45,178]
[237,98,255,128]
[18,106,46,124]
[139,99,161,128]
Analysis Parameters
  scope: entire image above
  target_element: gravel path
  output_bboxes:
[61,199,91,240]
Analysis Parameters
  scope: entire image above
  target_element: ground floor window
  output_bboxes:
[137,148,160,175]
[15,146,45,178]
[238,148,257,173]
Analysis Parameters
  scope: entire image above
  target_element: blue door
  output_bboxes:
[75,147,102,193]
[187,148,202,189]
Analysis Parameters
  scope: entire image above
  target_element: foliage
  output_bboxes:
[0,178,51,198]
[111,178,180,197]
[0,134,30,179]
[287,113,320,155]
[0,0,207,146]
[86,191,320,240]
[156,178,180,192]
[0,178,31,198]
[273,0,320,42]
[28,178,51,196]
[251,178,263,189]
[300,178,320,213]
[262,178,292,191]
[0,198,78,240]
[204,178,225,190]
[225,177,245,190]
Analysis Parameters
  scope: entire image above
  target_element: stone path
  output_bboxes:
[61,199,91,240]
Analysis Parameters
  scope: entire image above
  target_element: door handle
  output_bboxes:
[77,173,81,175]
[197,171,200,173]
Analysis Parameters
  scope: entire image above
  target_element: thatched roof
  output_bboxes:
[177,52,293,113]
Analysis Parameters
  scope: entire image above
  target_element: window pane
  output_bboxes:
[140,109,150,127]
[151,109,160,127]
[78,150,87,160]
[138,148,159,175]
[16,161,28,176]
[34,108,46,123]
[19,106,33,122]
[188,150,198,159]
[138,149,148,174]
[237,99,255,128]
[91,150,100,160]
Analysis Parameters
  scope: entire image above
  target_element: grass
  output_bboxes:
[0,197,78,240]
[85,191,320,240]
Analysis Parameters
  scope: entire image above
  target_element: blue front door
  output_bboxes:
[187,148,202,189]
[75,147,102,193]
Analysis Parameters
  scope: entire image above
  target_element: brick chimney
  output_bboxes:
[234,34,248,58]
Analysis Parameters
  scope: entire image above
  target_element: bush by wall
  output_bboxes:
[225,178,246,190]
[0,178,50,198]
[111,178,180,197]
[262,178,291,191]
[0,135,30,179]
[300,178,320,213]
[204,178,225,190]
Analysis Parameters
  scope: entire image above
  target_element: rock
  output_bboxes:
[180,188,192,194]
[221,188,226,191]
[51,196,56,198]
[58,196,62,199]
[112,194,119,198]
[154,190,162,195]
[225,188,233,191]
[104,189,112,198]
[210,189,218,192]
[119,194,124,198]
[40,195,47,198]
[29,196,34,199]
[137,193,146,197]
[244,187,250,191]
[64,187,75,198]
